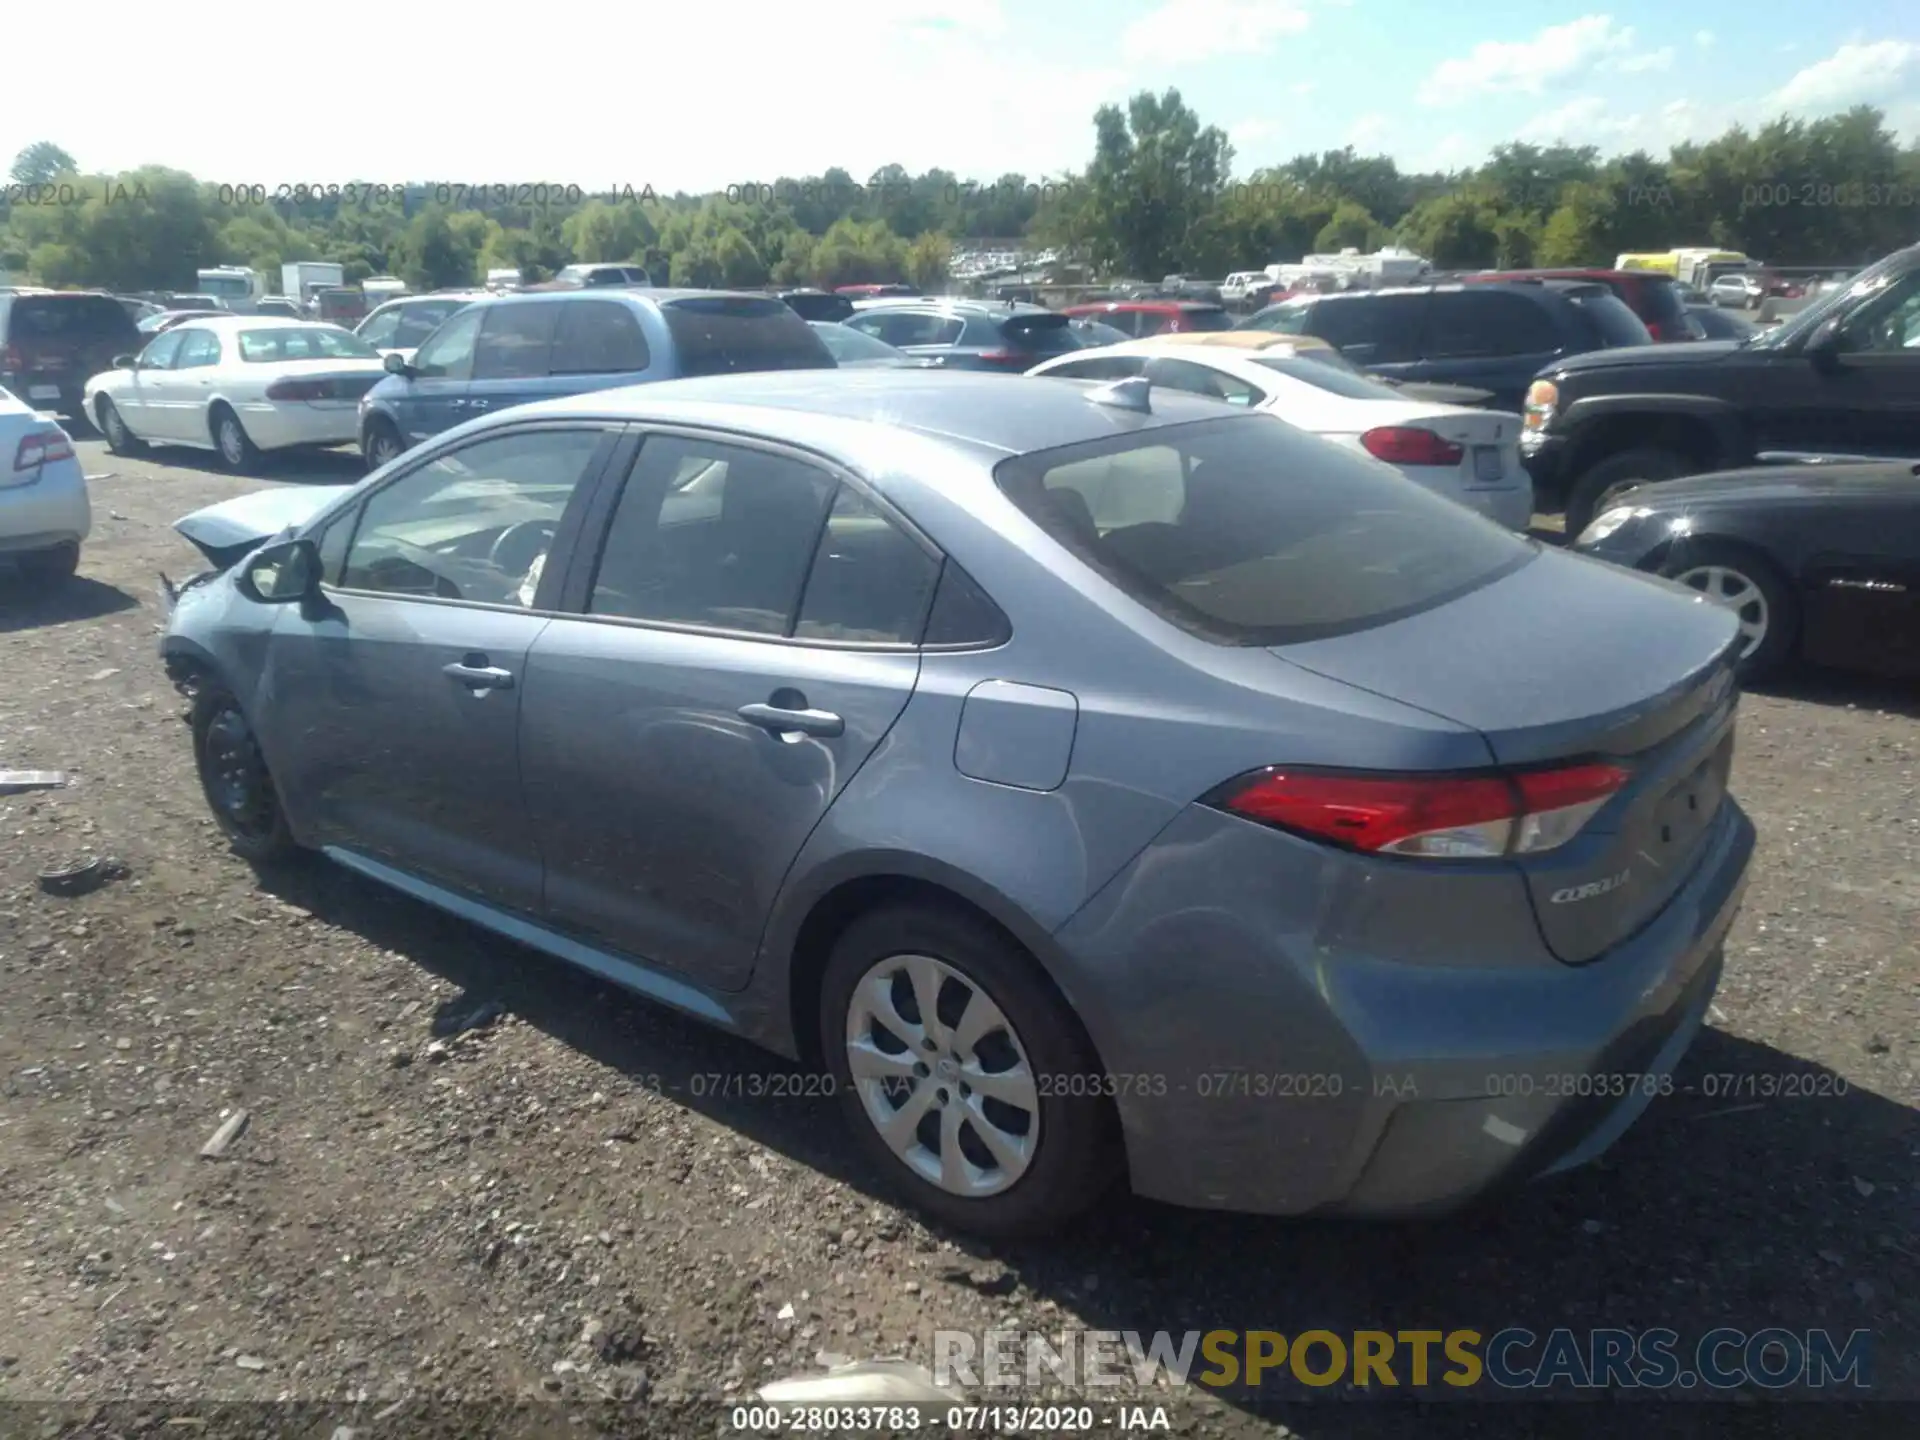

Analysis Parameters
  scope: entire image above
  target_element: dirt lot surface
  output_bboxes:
[1,437,1915,1439]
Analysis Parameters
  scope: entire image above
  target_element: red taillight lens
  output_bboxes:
[1360,426,1465,467]
[13,429,75,472]
[973,350,1025,367]
[1210,762,1630,859]
[266,378,335,401]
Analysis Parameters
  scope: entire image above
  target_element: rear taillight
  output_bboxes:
[1360,426,1465,467]
[13,429,75,472]
[1208,762,1630,859]
[973,350,1025,367]
[266,377,336,401]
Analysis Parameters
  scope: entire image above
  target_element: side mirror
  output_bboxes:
[383,351,411,376]
[235,537,321,605]
[113,354,136,369]
[1804,315,1846,363]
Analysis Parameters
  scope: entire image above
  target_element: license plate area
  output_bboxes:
[1472,446,1506,482]
[28,384,62,400]
[1654,733,1732,855]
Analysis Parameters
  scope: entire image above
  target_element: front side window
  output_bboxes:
[395,301,470,349]
[357,308,402,348]
[339,428,606,606]
[1311,294,1423,363]
[996,414,1532,646]
[137,330,186,369]
[473,302,559,380]
[411,307,484,380]
[1837,272,1920,353]
[1422,291,1560,359]
[588,436,838,636]
[173,330,222,369]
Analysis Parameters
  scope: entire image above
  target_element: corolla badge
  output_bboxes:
[1551,870,1631,904]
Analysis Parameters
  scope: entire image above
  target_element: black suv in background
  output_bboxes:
[0,291,144,420]
[1528,243,1920,534]
[1238,280,1651,412]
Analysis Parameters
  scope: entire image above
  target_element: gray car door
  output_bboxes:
[519,431,937,989]
[256,423,619,912]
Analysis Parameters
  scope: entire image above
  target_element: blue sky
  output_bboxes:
[6,2,1917,190]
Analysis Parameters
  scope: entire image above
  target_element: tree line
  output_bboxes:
[6,92,1918,296]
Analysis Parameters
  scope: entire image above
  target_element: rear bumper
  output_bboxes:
[237,401,360,451]
[0,460,92,552]
[1050,797,1754,1216]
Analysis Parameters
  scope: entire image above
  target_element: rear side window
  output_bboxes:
[923,562,1011,647]
[660,296,835,376]
[1306,294,1424,363]
[1572,292,1653,348]
[1243,303,1311,335]
[1422,291,1561,358]
[851,311,963,348]
[551,300,650,375]
[995,414,1531,646]
[794,486,940,644]
[396,301,470,348]
[474,302,558,380]
[1042,355,1146,381]
[1179,308,1234,332]
[1001,314,1080,356]
[1249,354,1401,400]
[1633,278,1688,330]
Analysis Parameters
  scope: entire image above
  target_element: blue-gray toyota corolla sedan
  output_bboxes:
[160,369,1755,1238]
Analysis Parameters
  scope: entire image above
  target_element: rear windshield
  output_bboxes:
[1572,292,1652,348]
[1249,354,1402,400]
[1181,307,1234,332]
[660,296,836,375]
[1001,313,1082,356]
[994,415,1531,646]
[811,321,901,362]
[1245,302,1311,335]
[237,327,379,362]
[7,295,136,340]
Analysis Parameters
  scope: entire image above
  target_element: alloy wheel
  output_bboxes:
[102,404,127,448]
[219,417,246,466]
[202,704,279,839]
[843,953,1039,1197]
[1675,564,1769,658]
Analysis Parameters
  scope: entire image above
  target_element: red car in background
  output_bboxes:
[1460,268,1699,342]
[1059,300,1235,338]
[834,283,918,298]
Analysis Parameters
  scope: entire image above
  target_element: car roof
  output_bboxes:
[1128,331,1333,352]
[522,368,1238,462]
[1066,300,1224,312]
[480,286,770,310]
[172,315,326,331]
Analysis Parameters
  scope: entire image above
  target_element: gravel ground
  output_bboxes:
[0,437,1914,1439]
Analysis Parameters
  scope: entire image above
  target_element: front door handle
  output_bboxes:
[738,702,843,738]
[468,398,491,410]
[444,656,515,691]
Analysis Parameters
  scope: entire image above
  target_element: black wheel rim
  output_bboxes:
[202,704,278,839]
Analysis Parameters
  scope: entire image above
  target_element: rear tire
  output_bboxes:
[210,405,261,472]
[191,683,299,865]
[97,398,144,455]
[16,541,80,585]
[1565,446,1689,538]
[820,903,1121,1238]
[1662,541,1798,683]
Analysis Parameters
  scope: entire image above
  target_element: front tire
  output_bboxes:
[191,683,298,864]
[1663,542,1798,683]
[210,405,261,472]
[821,904,1121,1238]
[362,415,404,473]
[1565,446,1689,538]
[96,397,144,455]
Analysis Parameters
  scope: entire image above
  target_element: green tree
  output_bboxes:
[1397,192,1501,269]
[1082,89,1233,277]
[1538,181,1615,265]
[905,231,951,290]
[394,207,480,288]
[10,142,77,185]
[1313,199,1387,253]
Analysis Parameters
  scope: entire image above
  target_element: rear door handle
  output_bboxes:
[738,702,843,738]
[468,398,491,410]
[443,656,515,691]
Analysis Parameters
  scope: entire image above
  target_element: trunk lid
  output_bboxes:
[1272,547,1742,963]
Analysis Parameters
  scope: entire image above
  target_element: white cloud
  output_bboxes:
[1408,132,1478,173]
[1290,81,1317,98]
[1229,119,1279,149]
[1119,0,1310,65]
[1694,29,1715,48]
[1417,15,1637,104]
[1618,46,1676,73]
[1772,40,1920,114]
[1347,113,1392,148]
[1520,96,1729,150]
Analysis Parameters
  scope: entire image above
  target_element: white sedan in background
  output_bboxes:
[83,317,389,470]
[0,389,89,583]
[1029,336,1534,530]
